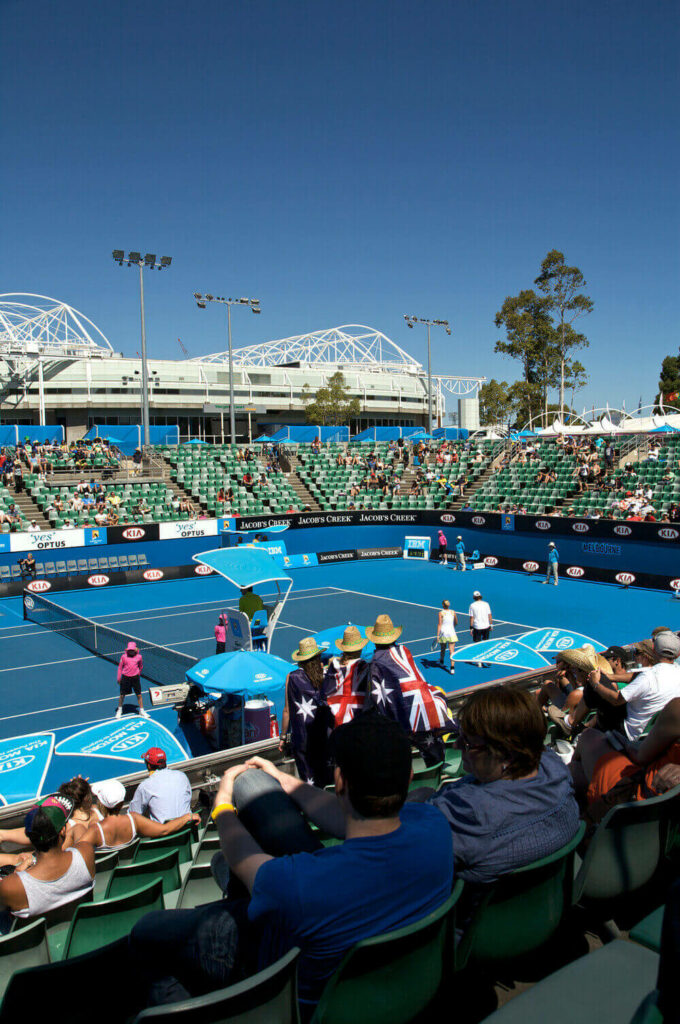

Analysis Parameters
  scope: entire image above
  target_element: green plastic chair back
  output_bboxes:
[175,863,221,910]
[132,946,300,1023]
[310,880,463,1024]
[574,784,680,905]
[456,822,586,971]
[62,878,164,960]
[630,991,664,1024]
[0,918,50,997]
[408,760,444,792]
[630,905,664,954]
[133,826,194,865]
[92,849,120,899]
[105,848,181,899]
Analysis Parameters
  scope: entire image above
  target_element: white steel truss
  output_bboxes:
[0,294,114,359]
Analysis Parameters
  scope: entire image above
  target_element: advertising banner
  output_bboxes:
[10,528,85,553]
[453,639,552,670]
[317,550,358,564]
[279,552,318,569]
[516,627,606,654]
[357,546,403,560]
[158,520,219,541]
[0,733,55,804]
[84,527,108,546]
[106,524,160,544]
[55,717,188,765]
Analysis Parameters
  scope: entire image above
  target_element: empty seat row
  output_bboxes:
[0,553,149,583]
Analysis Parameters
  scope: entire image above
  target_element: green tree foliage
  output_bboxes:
[479,379,513,425]
[534,250,593,415]
[493,289,557,427]
[300,371,361,426]
[658,354,680,407]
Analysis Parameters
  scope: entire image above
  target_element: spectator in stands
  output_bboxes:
[545,646,618,736]
[58,776,100,847]
[280,637,335,786]
[13,461,23,493]
[129,748,193,823]
[366,614,452,765]
[242,471,254,493]
[585,697,680,823]
[130,712,453,1015]
[82,779,199,852]
[215,613,227,653]
[543,541,559,585]
[132,448,143,475]
[238,586,264,621]
[570,632,680,793]
[437,600,458,674]
[419,687,579,886]
[0,794,95,931]
[325,626,369,726]
[18,552,37,578]
[115,641,148,719]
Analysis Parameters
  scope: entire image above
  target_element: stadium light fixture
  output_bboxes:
[402,314,452,432]
[112,249,173,445]
[194,292,262,444]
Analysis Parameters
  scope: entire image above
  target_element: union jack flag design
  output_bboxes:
[325,657,368,726]
[368,645,453,734]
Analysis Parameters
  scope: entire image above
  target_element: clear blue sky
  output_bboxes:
[1,0,678,414]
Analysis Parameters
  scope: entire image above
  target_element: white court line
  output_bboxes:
[0,695,115,724]
[89,586,336,621]
[0,654,96,672]
[326,586,532,630]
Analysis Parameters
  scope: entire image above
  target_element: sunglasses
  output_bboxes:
[456,734,488,753]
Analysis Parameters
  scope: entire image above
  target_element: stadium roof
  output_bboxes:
[190,324,423,373]
[0,294,114,359]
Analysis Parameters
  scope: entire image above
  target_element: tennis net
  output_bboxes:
[23,591,197,687]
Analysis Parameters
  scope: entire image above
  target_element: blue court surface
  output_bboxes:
[0,559,676,803]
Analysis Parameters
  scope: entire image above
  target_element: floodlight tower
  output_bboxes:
[193,294,261,444]
[403,315,452,433]
[112,251,172,446]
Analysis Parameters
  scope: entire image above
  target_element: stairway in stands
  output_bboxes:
[12,486,50,528]
[283,454,321,511]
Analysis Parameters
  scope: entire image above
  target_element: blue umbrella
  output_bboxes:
[310,623,375,660]
[186,650,289,719]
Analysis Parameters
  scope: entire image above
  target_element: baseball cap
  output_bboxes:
[473,591,481,598]
[143,747,166,769]
[604,645,628,665]
[653,632,680,659]
[25,794,74,844]
[330,710,411,800]
[91,779,126,809]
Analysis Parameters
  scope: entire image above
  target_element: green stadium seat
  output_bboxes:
[456,822,586,972]
[174,862,221,910]
[629,905,665,954]
[408,759,443,792]
[0,918,50,997]
[477,940,659,1024]
[59,879,164,960]
[133,826,195,866]
[105,848,182,899]
[310,881,463,1024]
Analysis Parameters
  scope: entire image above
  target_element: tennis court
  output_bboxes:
[0,557,675,744]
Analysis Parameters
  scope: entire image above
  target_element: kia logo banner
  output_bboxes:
[615,573,636,585]
[471,516,486,525]
[535,520,551,530]
[484,556,498,566]
[613,525,632,536]
[572,522,589,533]
[566,567,585,577]
[106,524,159,544]
[143,569,164,582]
[522,561,539,572]
[440,514,456,523]
[27,579,51,593]
[194,564,214,575]
[658,528,679,540]
[87,575,110,587]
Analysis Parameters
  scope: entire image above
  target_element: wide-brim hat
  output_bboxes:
[559,644,611,675]
[634,639,658,663]
[365,614,402,644]
[335,626,368,653]
[292,636,323,662]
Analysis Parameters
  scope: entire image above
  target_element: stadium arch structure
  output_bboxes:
[0,308,485,440]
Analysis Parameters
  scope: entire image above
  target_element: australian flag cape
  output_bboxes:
[367,645,453,735]
[324,657,369,726]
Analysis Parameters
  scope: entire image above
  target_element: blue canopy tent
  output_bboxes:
[192,547,293,653]
[431,427,470,441]
[652,424,679,433]
[186,651,290,747]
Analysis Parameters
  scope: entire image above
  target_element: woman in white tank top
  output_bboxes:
[437,600,458,675]
[0,794,95,928]
[80,779,199,852]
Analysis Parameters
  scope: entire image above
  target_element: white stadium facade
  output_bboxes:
[0,295,484,441]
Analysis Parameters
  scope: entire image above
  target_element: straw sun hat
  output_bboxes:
[365,614,402,644]
[558,644,612,676]
[335,626,368,653]
[291,637,323,662]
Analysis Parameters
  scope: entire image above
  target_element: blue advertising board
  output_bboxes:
[0,733,55,804]
[55,717,188,766]
[452,639,551,671]
[516,628,606,654]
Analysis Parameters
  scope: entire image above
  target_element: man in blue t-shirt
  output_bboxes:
[543,541,559,586]
[129,712,454,1018]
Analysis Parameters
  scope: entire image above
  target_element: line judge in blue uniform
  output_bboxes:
[543,541,559,586]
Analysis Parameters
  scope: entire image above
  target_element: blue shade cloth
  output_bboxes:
[517,628,606,654]
[192,547,292,590]
[186,651,289,719]
[248,802,454,1011]
[310,624,375,660]
[428,750,580,884]
[0,733,55,805]
[452,639,551,670]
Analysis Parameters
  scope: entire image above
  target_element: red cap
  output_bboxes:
[143,747,166,769]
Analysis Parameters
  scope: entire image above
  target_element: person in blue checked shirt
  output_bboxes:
[543,541,559,586]
[455,535,466,571]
